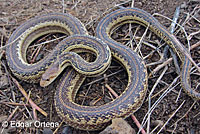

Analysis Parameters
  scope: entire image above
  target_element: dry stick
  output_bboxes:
[83,69,123,87]
[23,102,34,120]
[150,58,172,76]
[193,111,200,118]
[0,30,26,50]
[181,6,200,31]
[190,40,200,50]
[29,35,67,48]
[127,26,140,49]
[144,87,167,103]
[127,0,134,49]
[135,24,150,58]
[153,13,200,72]
[11,77,47,117]
[0,27,8,38]
[188,30,200,40]
[131,0,134,7]
[71,0,81,9]
[92,97,102,105]
[157,101,185,134]
[138,77,180,134]
[7,106,19,122]
[128,24,134,49]
[105,84,146,134]
[150,41,200,76]
[105,84,118,98]
[62,0,65,13]
[169,6,181,74]
[147,66,168,134]
[81,84,92,105]
[0,101,29,106]
[171,100,197,128]
[1,35,4,48]
[53,120,64,134]
[30,45,42,63]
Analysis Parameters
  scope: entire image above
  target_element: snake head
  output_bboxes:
[40,62,60,87]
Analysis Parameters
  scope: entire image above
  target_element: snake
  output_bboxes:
[53,8,200,130]
[6,7,199,131]
[6,13,111,84]
[95,7,200,100]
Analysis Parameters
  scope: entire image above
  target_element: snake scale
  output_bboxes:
[6,7,199,130]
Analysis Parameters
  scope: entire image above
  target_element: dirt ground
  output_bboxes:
[0,0,200,134]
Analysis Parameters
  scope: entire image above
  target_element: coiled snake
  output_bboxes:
[6,8,199,130]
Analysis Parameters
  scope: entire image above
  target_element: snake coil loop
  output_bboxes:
[6,7,199,131]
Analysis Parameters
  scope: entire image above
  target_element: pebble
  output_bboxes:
[0,75,9,89]
[100,118,135,134]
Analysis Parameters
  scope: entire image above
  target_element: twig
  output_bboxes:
[171,101,197,128]
[53,120,64,134]
[157,101,185,134]
[146,66,168,134]
[150,58,172,76]
[169,6,181,74]
[11,77,47,117]
[62,0,65,13]
[30,45,42,63]
[81,84,92,105]
[0,27,8,38]
[153,13,200,72]
[71,0,81,9]
[150,40,200,76]
[131,0,134,7]
[83,69,123,87]
[135,24,149,57]
[138,77,180,134]
[7,106,19,122]
[105,84,118,98]
[0,101,29,106]
[0,31,26,50]
[29,35,67,48]
[170,6,180,34]
[190,40,200,50]
[23,102,34,120]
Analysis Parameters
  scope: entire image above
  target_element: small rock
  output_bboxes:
[180,2,187,9]
[0,115,7,123]
[7,126,17,133]
[100,118,135,134]
[151,120,164,127]
[62,126,72,134]
[0,128,8,134]
[0,75,9,88]
[43,128,53,134]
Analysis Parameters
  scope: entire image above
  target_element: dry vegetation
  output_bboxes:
[0,0,199,134]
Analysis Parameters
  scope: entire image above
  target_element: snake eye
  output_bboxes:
[45,78,50,81]
[41,77,50,82]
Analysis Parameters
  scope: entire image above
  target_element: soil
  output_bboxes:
[0,0,199,134]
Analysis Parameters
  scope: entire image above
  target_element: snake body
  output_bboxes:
[6,7,199,131]
[96,8,200,99]
[6,13,89,82]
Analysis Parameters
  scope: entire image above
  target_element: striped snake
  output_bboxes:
[6,8,199,131]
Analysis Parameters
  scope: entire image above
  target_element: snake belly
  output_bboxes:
[96,7,200,100]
